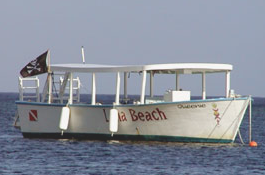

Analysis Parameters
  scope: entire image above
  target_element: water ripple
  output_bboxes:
[1,94,265,174]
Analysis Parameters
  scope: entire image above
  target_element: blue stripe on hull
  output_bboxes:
[22,133,233,143]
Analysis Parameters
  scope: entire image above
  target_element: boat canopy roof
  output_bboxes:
[50,63,232,74]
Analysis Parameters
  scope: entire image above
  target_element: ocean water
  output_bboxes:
[1,93,265,175]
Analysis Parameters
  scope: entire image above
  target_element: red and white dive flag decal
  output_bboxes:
[29,110,38,121]
[20,50,49,78]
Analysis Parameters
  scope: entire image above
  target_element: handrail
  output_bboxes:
[18,76,40,102]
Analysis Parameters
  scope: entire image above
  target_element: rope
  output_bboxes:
[13,111,20,128]
[237,129,245,145]
[206,97,249,144]
[218,98,250,143]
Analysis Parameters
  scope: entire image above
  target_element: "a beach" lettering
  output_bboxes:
[129,108,167,122]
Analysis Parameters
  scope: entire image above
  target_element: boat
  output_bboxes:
[15,50,252,143]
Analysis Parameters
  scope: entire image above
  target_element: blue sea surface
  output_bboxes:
[1,93,265,175]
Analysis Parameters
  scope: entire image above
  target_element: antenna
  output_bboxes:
[81,46,85,64]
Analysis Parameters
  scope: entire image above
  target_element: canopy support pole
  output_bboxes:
[124,72,128,100]
[226,71,231,98]
[140,71,147,104]
[48,73,52,104]
[176,72,180,91]
[68,72,73,104]
[202,72,206,100]
[91,73,96,105]
[150,71,153,97]
[115,72,120,105]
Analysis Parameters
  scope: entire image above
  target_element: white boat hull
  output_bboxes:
[16,97,249,143]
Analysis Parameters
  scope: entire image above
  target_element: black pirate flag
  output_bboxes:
[20,50,49,77]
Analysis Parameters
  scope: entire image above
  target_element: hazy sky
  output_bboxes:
[1,1,265,97]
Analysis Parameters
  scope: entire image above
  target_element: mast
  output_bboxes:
[81,46,85,64]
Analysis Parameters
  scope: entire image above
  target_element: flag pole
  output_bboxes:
[47,50,52,104]
[47,49,51,72]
